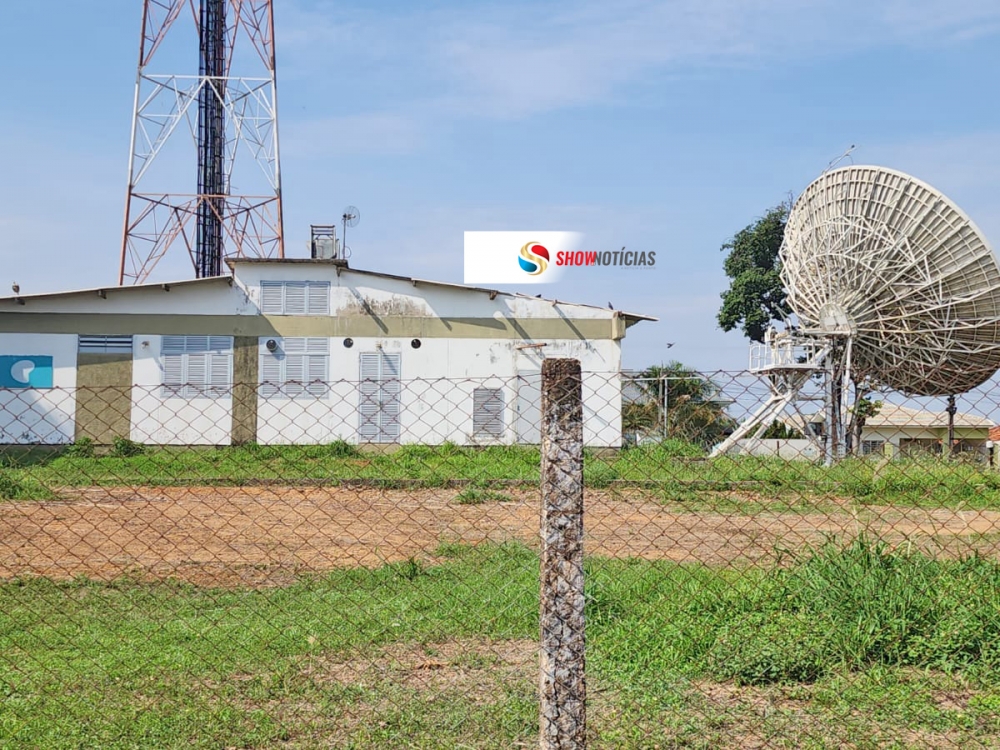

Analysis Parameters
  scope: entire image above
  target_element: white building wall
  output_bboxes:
[737,439,821,460]
[0,333,77,444]
[233,264,613,323]
[256,336,623,447]
[1,264,638,447]
[130,335,232,445]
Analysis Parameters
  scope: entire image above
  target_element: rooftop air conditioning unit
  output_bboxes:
[310,225,340,259]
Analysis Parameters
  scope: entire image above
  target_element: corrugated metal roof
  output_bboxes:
[864,403,994,429]
[2,260,657,324]
[0,276,232,304]
[227,258,658,323]
[785,403,995,430]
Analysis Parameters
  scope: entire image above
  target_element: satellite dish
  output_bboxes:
[342,206,360,256]
[342,206,360,228]
[711,165,1000,461]
[782,165,1000,396]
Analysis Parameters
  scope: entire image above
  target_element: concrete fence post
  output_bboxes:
[539,358,586,749]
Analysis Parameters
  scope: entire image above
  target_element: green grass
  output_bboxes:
[0,470,55,501]
[454,485,513,504]
[2,542,1000,748]
[4,442,1000,510]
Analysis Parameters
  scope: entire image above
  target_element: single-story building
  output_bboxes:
[860,403,994,456]
[751,403,996,459]
[0,258,653,447]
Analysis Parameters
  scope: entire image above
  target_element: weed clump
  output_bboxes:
[111,437,147,458]
[65,437,95,458]
[701,538,1000,684]
[0,471,26,500]
[327,439,360,459]
[454,486,512,505]
[706,612,831,685]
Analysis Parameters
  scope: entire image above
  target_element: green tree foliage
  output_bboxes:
[718,204,792,342]
[848,395,883,455]
[760,420,803,440]
[624,362,737,447]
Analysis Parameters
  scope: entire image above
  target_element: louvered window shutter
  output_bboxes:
[379,353,402,442]
[260,347,283,398]
[163,352,184,397]
[79,335,133,354]
[209,353,230,396]
[306,283,330,314]
[260,338,329,399]
[306,338,329,397]
[161,336,232,398]
[185,353,207,399]
[358,353,381,441]
[473,388,504,436]
[283,282,307,315]
[260,281,283,313]
[162,335,186,354]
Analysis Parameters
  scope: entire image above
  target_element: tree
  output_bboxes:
[718,204,791,342]
[760,420,803,440]
[719,202,882,458]
[624,362,736,448]
[848,393,883,456]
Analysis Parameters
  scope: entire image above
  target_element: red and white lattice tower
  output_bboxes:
[119,0,284,284]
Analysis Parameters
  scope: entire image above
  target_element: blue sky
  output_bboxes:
[2,0,1000,371]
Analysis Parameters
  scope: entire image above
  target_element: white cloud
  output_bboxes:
[280,0,1000,122]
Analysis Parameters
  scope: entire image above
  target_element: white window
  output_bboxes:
[161,336,232,398]
[473,388,505,437]
[260,337,329,398]
[861,439,885,456]
[359,352,401,443]
[260,281,330,315]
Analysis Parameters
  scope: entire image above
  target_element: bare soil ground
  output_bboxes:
[1,486,999,586]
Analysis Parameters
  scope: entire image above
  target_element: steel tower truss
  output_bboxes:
[120,0,284,284]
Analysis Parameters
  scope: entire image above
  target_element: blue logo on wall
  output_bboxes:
[0,356,54,389]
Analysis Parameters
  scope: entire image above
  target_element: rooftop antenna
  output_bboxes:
[341,206,360,257]
[712,165,1000,463]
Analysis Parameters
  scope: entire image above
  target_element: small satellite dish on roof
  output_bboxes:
[342,206,360,228]
[713,165,1000,461]
[342,205,360,258]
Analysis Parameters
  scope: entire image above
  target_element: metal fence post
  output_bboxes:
[539,358,586,748]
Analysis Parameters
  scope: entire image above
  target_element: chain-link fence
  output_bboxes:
[2,365,1000,748]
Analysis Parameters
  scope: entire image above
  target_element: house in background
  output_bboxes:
[740,403,995,459]
[861,403,994,456]
[0,258,653,447]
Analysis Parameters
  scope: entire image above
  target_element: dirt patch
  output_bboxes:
[677,680,978,750]
[931,688,975,712]
[312,638,537,694]
[246,638,538,747]
[1,486,999,585]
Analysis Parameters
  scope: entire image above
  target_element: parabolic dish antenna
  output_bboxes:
[712,165,1000,461]
[782,165,1000,396]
